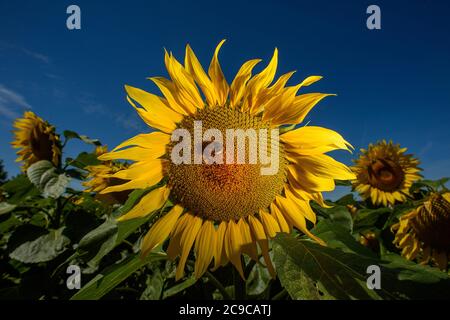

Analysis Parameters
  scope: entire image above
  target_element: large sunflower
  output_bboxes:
[391,192,450,270]
[83,146,130,204]
[99,41,355,280]
[352,140,421,206]
[11,111,61,171]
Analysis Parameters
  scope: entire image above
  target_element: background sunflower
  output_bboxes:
[11,111,61,171]
[352,140,422,207]
[392,192,450,270]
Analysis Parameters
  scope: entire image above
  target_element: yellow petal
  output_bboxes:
[194,220,216,279]
[275,195,325,245]
[270,202,291,233]
[253,71,296,111]
[242,48,278,112]
[185,44,216,106]
[258,239,276,279]
[125,85,183,133]
[116,186,170,221]
[99,175,162,193]
[239,218,258,262]
[208,40,229,106]
[164,50,204,109]
[248,214,267,241]
[176,213,203,280]
[213,221,228,270]
[98,146,165,162]
[224,220,245,279]
[289,154,355,181]
[287,164,336,193]
[149,77,194,115]
[109,132,170,153]
[167,213,191,260]
[259,210,280,238]
[111,159,165,181]
[140,205,184,257]
[281,126,353,155]
[284,186,317,224]
[229,59,261,107]
[270,93,334,125]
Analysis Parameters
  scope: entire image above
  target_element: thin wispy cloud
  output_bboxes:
[0,84,32,119]
[21,48,50,64]
[0,41,50,64]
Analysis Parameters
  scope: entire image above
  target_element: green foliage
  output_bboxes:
[273,233,450,300]
[63,130,101,146]
[9,228,70,264]
[26,161,71,198]
[1,127,449,301]
[70,252,167,300]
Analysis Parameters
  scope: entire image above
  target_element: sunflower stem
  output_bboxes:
[204,271,232,300]
[244,259,256,279]
[233,257,246,300]
[272,288,288,300]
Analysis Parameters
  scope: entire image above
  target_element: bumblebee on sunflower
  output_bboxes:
[352,140,422,207]
[96,40,355,280]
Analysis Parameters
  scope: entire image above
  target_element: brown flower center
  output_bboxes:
[167,107,287,222]
[412,193,450,251]
[30,125,54,162]
[367,158,404,192]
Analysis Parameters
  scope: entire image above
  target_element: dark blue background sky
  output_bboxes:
[1,0,449,198]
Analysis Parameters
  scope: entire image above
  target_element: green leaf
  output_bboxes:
[115,188,150,217]
[335,180,352,187]
[63,130,101,146]
[312,203,353,232]
[162,276,197,299]
[0,202,17,215]
[70,252,167,300]
[273,233,450,300]
[26,160,70,198]
[76,219,118,268]
[43,173,70,198]
[410,177,449,193]
[67,152,101,170]
[334,194,357,206]
[9,228,70,264]
[26,160,54,186]
[246,258,271,297]
[273,233,381,300]
[0,174,40,204]
[353,207,392,232]
[140,269,164,300]
[312,220,377,258]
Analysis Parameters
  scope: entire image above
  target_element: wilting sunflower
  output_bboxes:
[391,192,450,270]
[83,146,130,204]
[11,111,61,171]
[99,40,355,280]
[352,140,421,206]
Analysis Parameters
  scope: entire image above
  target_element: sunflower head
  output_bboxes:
[83,146,130,204]
[11,111,61,171]
[98,40,355,280]
[392,192,450,270]
[352,140,421,206]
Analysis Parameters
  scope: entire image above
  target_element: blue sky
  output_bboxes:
[1,0,449,198]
